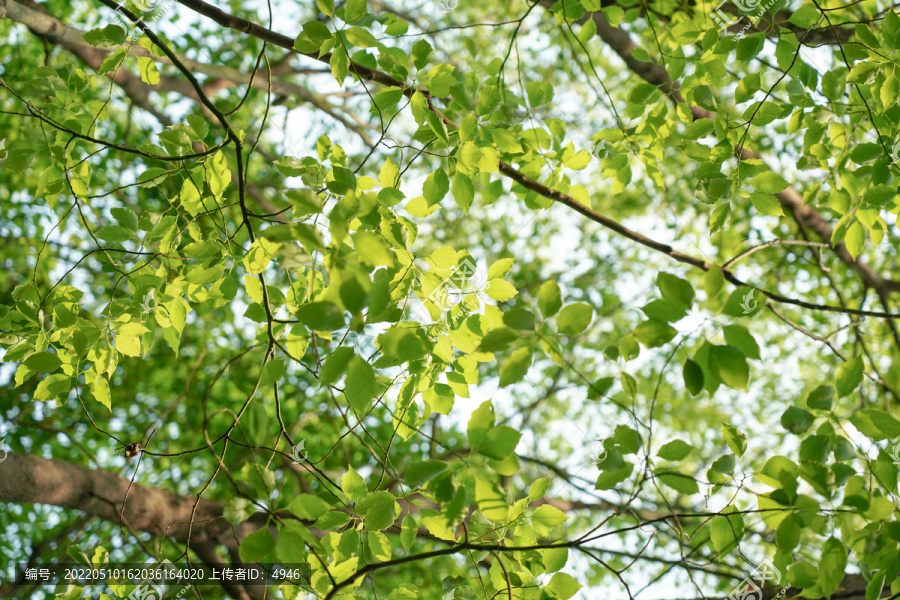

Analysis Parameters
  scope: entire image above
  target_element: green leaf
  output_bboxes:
[544,572,581,599]
[656,470,699,494]
[862,184,896,207]
[478,327,518,353]
[360,492,397,531]
[320,347,355,384]
[710,345,749,390]
[656,272,694,308]
[722,424,747,457]
[657,439,693,461]
[400,514,417,550]
[640,299,687,322]
[788,4,819,27]
[377,325,432,365]
[136,57,160,85]
[614,425,642,454]
[327,166,357,194]
[710,511,744,553]
[91,377,111,412]
[345,26,377,48]
[529,478,550,501]
[475,479,508,522]
[781,406,815,434]
[835,356,863,398]
[96,225,131,243]
[628,82,657,104]
[683,359,704,396]
[422,383,454,415]
[288,494,332,520]
[537,280,562,318]
[451,172,474,213]
[850,142,882,163]
[426,111,449,144]
[844,221,866,259]
[34,373,72,402]
[423,168,450,205]
[344,356,376,413]
[531,505,568,536]
[709,203,730,234]
[776,513,802,550]
[487,258,515,280]
[110,208,138,231]
[862,408,900,438]
[314,511,352,530]
[330,46,350,84]
[821,70,844,100]
[98,48,128,75]
[489,128,523,154]
[750,192,784,216]
[484,279,517,302]
[318,0,335,16]
[595,464,633,490]
[24,352,61,373]
[404,460,448,488]
[409,90,430,125]
[722,325,760,360]
[476,425,521,460]
[467,400,495,449]
[806,385,834,410]
[91,546,108,568]
[758,456,799,490]
[704,266,725,299]
[296,301,345,331]
[274,521,309,563]
[411,39,433,70]
[82,25,126,47]
[867,571,886,600]
[750,171,790,193]
[503,308,535,330]
[367,531,391,561]
[633,319,677,348]
[722,287,762,317]
[243,237,279,274]
[818,537,847,595]
[239,528,274,563]
[344,0,367,22]
[885,10,900,49]
[342,466,367,503]
[556,302,593,335]
[499,347,532,387]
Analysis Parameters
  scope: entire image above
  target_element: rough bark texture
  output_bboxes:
[0,452,265,600]
[0,451,229,544]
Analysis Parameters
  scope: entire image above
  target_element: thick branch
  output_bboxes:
[579,6,900,296]
[0,452,268,599]
[0,452,232,545]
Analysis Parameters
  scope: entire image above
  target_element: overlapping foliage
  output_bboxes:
[2,0,900,598]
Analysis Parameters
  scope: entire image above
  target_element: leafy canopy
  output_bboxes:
[2,0,900,598]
